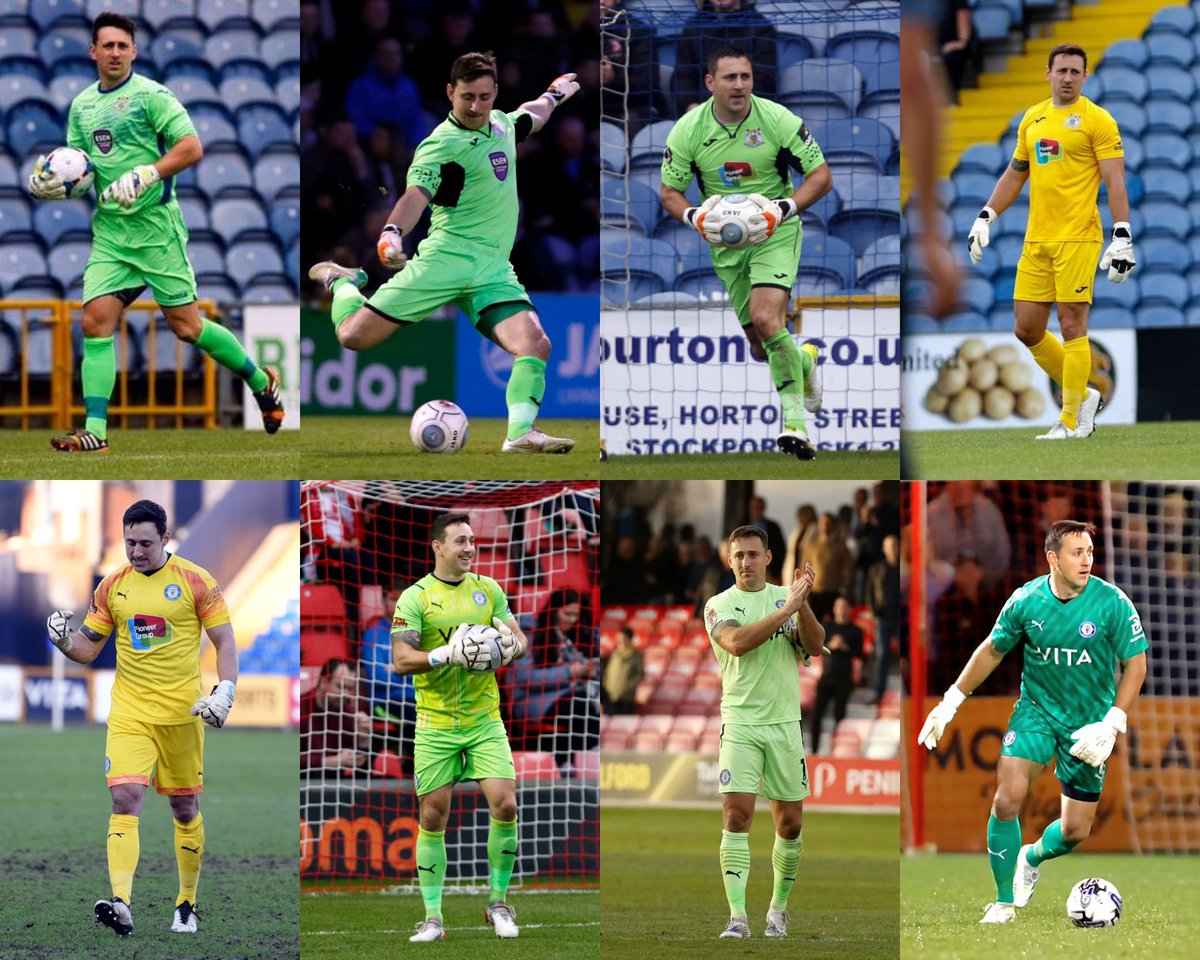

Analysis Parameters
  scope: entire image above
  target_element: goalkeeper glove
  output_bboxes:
[544,72,580,105]
[1069,706,1126,767]
[28,155,68,201]
[918,684,966,749]
[967,206,996,265]
[683,195,724,245]
[427,623,470,668]
[1099,223,1135,283]
[493,617,523,666]
[99,164,160,208]
[47,609,74,653]
[745,193,798,245]
[191,680,237,728]
[376,223,408,271]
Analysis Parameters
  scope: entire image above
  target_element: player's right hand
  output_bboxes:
[918,684,967,749]
[493,617,522,665]
[28,155,67,201]
[377,224,408,271]
[683,195,724,245]
[967,206,997,265]
[46,609,74,653]
[1099,223,1135,283]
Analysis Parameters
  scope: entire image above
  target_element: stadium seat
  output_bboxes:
[274,75,300,115]
[858,235,901,287]
[194,149,253,200]
[204,30,262,70]
[818,117,894,170]
[33,200,90,246]
[781,58,863,115]
[1143,96,1191,135]
[600,121,626,173]
[828,208,900,258]
[47,74,91,113]
[269,197,299,248]
[858,90,899,138]
[956,275,995,315]
[1135,304,1186,327]
[191,110,239,150]
[777,21,827,60]
[197,0,253,31]
[1142,236,1192,272]
[236,103,293,159]
[826,28,899,75]
[143,0,197,29]
[196,272,239,303]
[285,241,299,282]
[628,119,675,171]
[1146,64,1195,102]
[1136,269,1190,308]
[260,27,298,71]
[972,4,1012,42]
[177,194,211,231]
[0,25,37,64]
[1091,274,1140,310]
[0,76,54,114]
[1149,4,1197,34]
[951,171,996,206]
[1101,39,1149,70]
[37,31,90,70]
[210,196,268,244]
[0,197,32,240]
[46,241,89,288]
[672,270,730,302]
[1139,202,1190,240]
[151,29,206,66]
[805,233,857,289]
[252,151,298,202]
[1105,101,1147,138]
[1145,32,1193,67]
[169,75,221,106]
[225,240,284,290]
[1143,132,1191,169]
[300,629,351,667]
[219,76,276,111]
[1093,65,1147,103]
[513,751,561,781]
[188,239,226,277]
[860,59,900,97]
[600,175,659,235]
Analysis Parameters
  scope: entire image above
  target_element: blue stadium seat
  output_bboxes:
[177,194,210,231]
[0,196,32,239]
[47,74,91,113]
[284,241,298,283]
[190,108,239,149]
[143,0,197,29]
[1094,67,1147,102]
[1135,304,1186,327]
[195,149,253,199]
[952,171,997,205]
[1148,5,1196,34]
[170,75,221,105]
[1187,265,1200,302]
[4,101,63,156]
[1143,132,1191,169]
[1145,32,1194,67]
[270,197,299,248]
[631,290,703,308]
[210,196,268,244]
[1143,96,1192,135]
[252,150,298,202]
[0,75,53,111]
[37,30,90,69]
[858,90,899,139]
[956,143,1006,176]
[778,89,853,125]
[33,200,90,245]
[840,174,898,210]
[1081,75,1103,101]
[828,208,900,257]
[1136,269,1189,308]
[957,276,995,315]
[0,25,37,64]
[204,30,262,70]
[884,147,899,176]
[86,0,138,16]
[777,22,827,60]
[274,76,299,116]
[30,0,87,29]
[1146,63,1194,101]
[818,117,894,170]
[673,271,731,302]
[1139,202,1190,240]
[254,0,300,32]
[197,0,253,32]
[972,5,1012,42]
[151,30,207,67]
[242,279,296,303]
[44,240,88,288]
[826,30,899,77]
[860,60,900,97]
[777,32,815,65]
[1101,39,1149,70]
[1141,236,1192,270]
[236,103,292,158]
[628,120,674,171]
[226,240,283,290]
[219,75,276,111]
[1092,275,1141,310]
[781,59,864,115]
[1088,306,1131,329]
[601,175,659,235]
[601,121,626,173]
[802,188,840,230]
[260,27,297,71]
[1106,101,1147,138]
[0,56,47,84]
[196,272,239,303]
[804,234,856,289]
[858,235,900,286]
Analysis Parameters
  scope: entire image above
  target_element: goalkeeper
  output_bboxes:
[660,46,833,461]
[390,512,529,941]
[28,11,284,454]
[965,43,1130,441]
[919,519,1147,925]
[309,51,579,454]
[45,499,239,938]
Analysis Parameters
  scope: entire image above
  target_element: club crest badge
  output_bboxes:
[93,129,113,154]
[164,584,182,601]
[1065,114,1082,129]
[489,151,509,181]
[744,127,764,147]
[473,590,488,606]
[1079,620,1097,638]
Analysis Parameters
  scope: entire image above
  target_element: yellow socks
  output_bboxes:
[107,814,139,903]
[1027,330,1065,383]
[1060,336,1091,430]
[174,814,205,907]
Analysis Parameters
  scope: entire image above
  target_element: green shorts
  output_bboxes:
[83,205,197,307]
[413,717,516,796]
[1000,698,1105,800]
[718,720,811,801]
[366,243,532,339]
[711,220,803,328]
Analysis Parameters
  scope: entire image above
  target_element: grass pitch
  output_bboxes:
[0,428,299,479]
[0,725,299,960]
[299,417,598,478]
[602,805,898,959]
[902,851,1200,959]
[904,421,1200,479]
[301,887,598,958]
[601,449,899,480]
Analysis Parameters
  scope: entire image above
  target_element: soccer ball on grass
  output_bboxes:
[461,624,503,672]
[40,146,95,198]
[410,400,468,453]
[1066,877,1122,928]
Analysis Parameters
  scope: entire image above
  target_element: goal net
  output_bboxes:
[300,480,600,888]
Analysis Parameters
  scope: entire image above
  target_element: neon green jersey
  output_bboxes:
[704,582,803,725]
[988,574,1148,730]
[393,572,514,730]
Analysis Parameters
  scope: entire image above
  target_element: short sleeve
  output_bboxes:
[1013,109,1032,164]
[67,101,86,152]
[146,86,197,146]
[704,593,737,641]
[506,109,534,144]
[1092,107,1124,161]
[986,591,1022,654]
[393,588,423,644]
[488,578,514,623]
[407,136,454,197]
[1112,588,1148,658]
[778,110,826,176]
[83,576,115,634]
[187,569,230,629]
[661,123,694,193]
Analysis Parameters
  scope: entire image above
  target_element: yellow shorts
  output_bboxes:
[105,713,204,796]
[1013,240,1102,304]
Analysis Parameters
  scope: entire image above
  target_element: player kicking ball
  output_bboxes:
[919,520,1147,924]
[309,52,578,454]
[28,12,283,454]
[660,46,832,460]
[966,43,1132,441]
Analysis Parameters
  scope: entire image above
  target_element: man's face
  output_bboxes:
[91,26,135,85]
[729,536,769,589]
[448,75,497,129]
[748,497,764,520]
[833,597,850,622]
[1047,54,1086,101]
[434,522,476,573]
[1049,532,1093,589]
[706,56,753,116]
[124,520,167,572]
[323,664,358,701]
[820,515,835,537]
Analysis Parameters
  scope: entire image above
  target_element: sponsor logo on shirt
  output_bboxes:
[128,614,172,651]
[706,606,717,630]
[105,756,111,773]
[489,151,509,181]
[163,584,182,601]
[1035,139,1062,164]
[1003,731,1017,746]
[718,161,753,186]
[93,129,114,154]
[719,768,731,785]
[663,146,673,163]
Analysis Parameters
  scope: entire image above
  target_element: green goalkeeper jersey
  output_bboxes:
[661,94,826,202]
[67,73,196,245]
[406,108,533,259]
[393,571,514,731]
[987,574,1148,730]
[704,582,803,725]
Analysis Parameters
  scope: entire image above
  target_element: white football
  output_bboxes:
[461,624,503,672]
[410,400,468,453]
[714,193,755,248]
[1066,877,1122,928]
[42,146,95,198]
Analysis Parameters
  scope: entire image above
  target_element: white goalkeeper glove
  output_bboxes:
[918,684,967,749]
[191,680,237,728]
[544,72,580,105]
[745,193,798,245]
[1069,706,1126,767]
[683,195,724,245]
[427,623,470,668]
[967,206,996,265]
[1099,223,1135,284]
[28,155,68,201]
[47,609,74,653]
[493,617,523,666]
[376,223,408,271]
[100,164,160,208]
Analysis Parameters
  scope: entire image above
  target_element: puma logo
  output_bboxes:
[181,845,200,854]
[1029,620,1045,632]
[777,379,795,391]
[987,847,1007,859]
[107,833,124,839]
[116,591,128,599]
[773,273,787,279]
[724,870,743,878]
[502,848,518,856]
[417,864,435,874]
[430,601,443,610]
[734,606,745,617]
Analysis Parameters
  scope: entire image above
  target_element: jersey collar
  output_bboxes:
[430,571,467,587]
[136,551,172,578]
[708,96,755,138]
[98,72,135,95]
[447,112,493,137]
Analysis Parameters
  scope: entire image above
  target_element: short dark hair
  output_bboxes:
[707,45,751,77]
[618,625,635,642]
[123,499,167,537]
[92,11,137,44]
[1048,43,1087,71]
[320,657,356,680]
[450,51,497,87]
[1045,520,1096,554]
[727,525,768,549]
[431,511,471,543]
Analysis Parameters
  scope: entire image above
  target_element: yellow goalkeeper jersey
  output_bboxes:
[1013,95,1123,243]
[83,553,230,725]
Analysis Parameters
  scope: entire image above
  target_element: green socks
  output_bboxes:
[1028,818,1080,867]
[331,276,367,328]
[763,329,806,430]
[487,817,518,904]
[987,815,1022,904]
[416,827,446,920]
[195,318,267,392]
[770,832,802,912]
[82,336,116,439]
[506,356,546,441]
[720,829,751,918]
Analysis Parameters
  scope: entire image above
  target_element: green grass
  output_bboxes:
[600,450,900,479]
[0,429,299,479]
[902,852,1199,959]
[299,417,598,478]
[301,887,598,958]
[602,806,898,959]
[0,726,299,960]
[904,421,1200,479]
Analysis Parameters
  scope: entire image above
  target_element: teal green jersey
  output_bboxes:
[661,94,826,202]
[704,582,803,725]
[67,73,195,238]
[406,109,532,258]
[988,574,1148,730]
[393,572,514,730]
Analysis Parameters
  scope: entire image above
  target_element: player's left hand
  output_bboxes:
[28,155,68,200]
[1099,223,1135,283]
[191,680,237,728]
[744,193,797,245]
[1069,706,1126,767]
[493,617,523,666]
[544,72,580,105]
[684,195,724,245]
[99,164,160,208]
[376,224,408,271]
[46,609,74,653]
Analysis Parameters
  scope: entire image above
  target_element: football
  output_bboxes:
[42,146,95,198]
[1066,877,1122,928]
[410,400,468,453]
[461,623,503,672]
[714,193,755,248]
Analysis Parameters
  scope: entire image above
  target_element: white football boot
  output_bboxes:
[1012,844,1040,908]
[307,261,367,292]
[1035,420,1080,440]
[409,918,446,942]
[485,901,519,938]
[719,916,751,938]
[501,428,575,454]
[765,909,789,937]
[777,427,816,460]
[802,343,823,413]
[171,901,198,933]
[1075,387,1102,437]
[979,902,1016,924]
